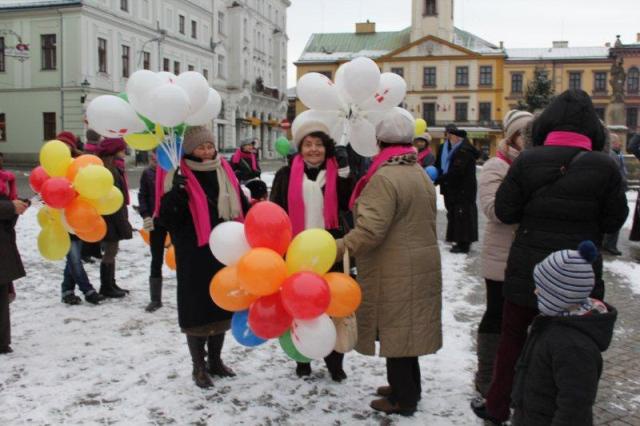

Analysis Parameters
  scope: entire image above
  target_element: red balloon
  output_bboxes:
[29,166,50,193]
[244,201,292,255]
[248,292,292,339]
[280,272,331,319]
[41,178,76,209]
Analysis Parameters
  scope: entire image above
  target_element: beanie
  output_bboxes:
[414,133,432,143]
[183,126,215,155]
[98,137,127,156]
[533,241,598,316]
[292,120,331,147]
[56,131,77,150]
[375,108,415,144]
[503,110,534,141]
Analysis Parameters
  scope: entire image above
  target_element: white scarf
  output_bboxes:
[302,170,326,230]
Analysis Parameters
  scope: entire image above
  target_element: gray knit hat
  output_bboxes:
[183,126,215,155]
[503,110,534,141]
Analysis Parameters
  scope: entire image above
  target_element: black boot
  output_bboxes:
[324,351,347,382]
[187,336,213,388]
[474,333,501,397]
[207,333,236,377]
[296,362,312,377]
[111,260,129,294]
[99,263,126,298]
[145,277,163,312]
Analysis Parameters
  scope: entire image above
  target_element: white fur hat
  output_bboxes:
[292,119,331,147]
[375,108,415,144]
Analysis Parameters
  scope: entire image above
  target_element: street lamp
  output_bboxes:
[80,78,90,104]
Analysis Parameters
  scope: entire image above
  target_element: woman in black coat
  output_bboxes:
[98,138,133,298]
[472,89,629,424]
[230,138,261,184]
[160,126,248,388]
[270,121,354,382]
[629,134,640,242]
[434,128,480,253]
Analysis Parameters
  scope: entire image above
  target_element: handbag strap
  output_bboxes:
[529,150,587,201]
[343,247,350,273]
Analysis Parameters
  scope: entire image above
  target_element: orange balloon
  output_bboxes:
[139,229,151,245]
[237,248,287,296]
[76,216,107,243]
[210,266,259,312]
[66,154,103,182]
[64,197,101,233]
[324,272,362,318]
[165,246,176,270]
[165,234,171,248]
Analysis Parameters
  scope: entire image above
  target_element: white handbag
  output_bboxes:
[333,249,358,354]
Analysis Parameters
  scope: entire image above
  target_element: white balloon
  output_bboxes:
[176,71,210,113]
[157,71,178,85]
[349,117,379,157]
[86,95,146,138]
[148,84,191,127]
[296,73,344,111]
[336,57,381,104]
[361,72,407,112]
[185,88,222,126]
[291,314,337,360]
[209,222,251,266]
[126,70,162,118]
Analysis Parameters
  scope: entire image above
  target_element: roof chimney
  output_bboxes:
[552,41,569,48]
[356,20,376,34]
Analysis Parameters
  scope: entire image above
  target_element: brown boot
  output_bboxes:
[370,397,416,416]
[187,336,213,388]
[376,385,393,397]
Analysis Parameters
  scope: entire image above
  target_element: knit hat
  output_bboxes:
[292,119,331,147]
[503,110,534,141]
[414,133,432,143]
[183,126,215,155]
[533,241,599,316]
[56,131,77,150]
[375,108,415,144]
[98,137,127,156]
[448,128,467,139]
[239,138,256,148]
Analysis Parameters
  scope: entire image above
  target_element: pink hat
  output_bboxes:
[98,137,127,156]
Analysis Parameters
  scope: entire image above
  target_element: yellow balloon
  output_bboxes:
[37,206,62,228]
[415,119,427,136]
[155,123,165,140]
[285,229,337,275]
[38,224,71,260]
[40,140,72,177]
[124,133,161,151]
[90,186,124,215]
[73,164,113,199]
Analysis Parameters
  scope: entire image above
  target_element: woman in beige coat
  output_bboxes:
[474,110,533,397]
[336,109,442,416]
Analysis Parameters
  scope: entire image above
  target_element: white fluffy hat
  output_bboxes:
[375,108,415,144]
[292,119,331,147]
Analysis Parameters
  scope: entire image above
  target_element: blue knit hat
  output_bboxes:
[533,241,598,316]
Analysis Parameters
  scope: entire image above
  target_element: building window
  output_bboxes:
[179,15,185,35]
[163,57,170,72]
[174,61,180,75]
[423,66,436,87]
[121,45,130,78]
[188,64,194,71]
[218,55,225,78]
[594,72,607,93]
[219,100,225,119]
[0,113,6,141]
[43,112,56,140]
[422,103,436,126]
[191,20,197,39]
[479,102,492,122]
[479,66,493,86]
[594,106,606,120]
[98,38,107,73]
[568,72,582,90]
[41,34,57,70]
[424,0,437,16]
[317,70,332,80]
[455,66,469,87]
[218,12,225,35]
[143,51,150,70]
[203,68,209,81]
[217,124,225,146]
[391,67,404,78]
[627,107,638,131]
[120,0,128,12]
[511,73,523,94]
[628,67,639,94]
[455,102,468,122]
[0,37,5,72]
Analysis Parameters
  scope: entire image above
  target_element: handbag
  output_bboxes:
[333,248,358,354]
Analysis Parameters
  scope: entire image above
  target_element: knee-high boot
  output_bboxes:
[206,333,236,377]
[186,335,213,388]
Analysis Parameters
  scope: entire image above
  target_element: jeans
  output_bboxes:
[61,239,96,296]
[150,223,168,278]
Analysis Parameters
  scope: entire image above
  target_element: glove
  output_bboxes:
[335,145,349,169]
[143,217,154,232]
[338,166,351,178]
[172,170,188,191]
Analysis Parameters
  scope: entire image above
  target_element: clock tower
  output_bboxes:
[411,0,455,43]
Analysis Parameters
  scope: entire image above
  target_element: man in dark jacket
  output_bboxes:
[602,133,628,255]
[434,126,480,253]
[629,133,640,242]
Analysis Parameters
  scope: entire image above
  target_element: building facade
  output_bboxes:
[0,0,290,162]
[611,34,640,138]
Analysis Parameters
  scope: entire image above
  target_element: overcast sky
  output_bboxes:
[286,0,640,87]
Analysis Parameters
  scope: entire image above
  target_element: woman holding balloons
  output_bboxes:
[270,120,354,382]
[97,137,133,298]
[159,126,248,389]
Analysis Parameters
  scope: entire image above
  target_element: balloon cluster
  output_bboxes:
[86,70,222,171]
[209,202,362,361]
[294,57,408,157]
[30,140,124,260]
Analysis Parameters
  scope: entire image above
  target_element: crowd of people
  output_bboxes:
[0,88,639,423]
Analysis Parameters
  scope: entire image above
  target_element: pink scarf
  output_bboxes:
[0,170,17,200]
[544,131,592,151]
[180,157,244,247]
[288,155,339,236]
[417,147,432,164]
[114,158,130,205]
[231,149,258,172]
[349,146,416,210]
[153,165,168,218]
[496,150,512,165]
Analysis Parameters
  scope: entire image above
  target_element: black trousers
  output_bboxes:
[478,279,504,334]
[149,223,168,278]
[0,282,10,349]
[386,357,421,406]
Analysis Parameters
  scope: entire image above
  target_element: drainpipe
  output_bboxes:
[58,9,64,130]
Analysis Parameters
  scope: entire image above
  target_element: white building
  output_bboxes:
[0,0,290,162]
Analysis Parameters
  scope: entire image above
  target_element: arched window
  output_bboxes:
[628,67,639,94]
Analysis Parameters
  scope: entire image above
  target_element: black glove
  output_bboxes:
[335,145,349,169]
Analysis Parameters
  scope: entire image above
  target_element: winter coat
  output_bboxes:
[418,150,436,168]
[231,155,261,183]
[609,149,628,191]
[137,166,156,219]
[495,145,629,309]
[629,134,640,241]
[511,305,617,426]
[479,149,518,281]
[337,160,442,358]
[435,140,480,243]
[103,160,133,242]
[0,198,25,284]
